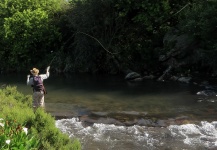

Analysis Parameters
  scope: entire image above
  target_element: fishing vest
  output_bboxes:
[33,76,45,93]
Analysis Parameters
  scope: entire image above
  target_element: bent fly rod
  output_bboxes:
[48,55,57,66]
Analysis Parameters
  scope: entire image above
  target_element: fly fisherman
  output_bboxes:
[27,66,50,109]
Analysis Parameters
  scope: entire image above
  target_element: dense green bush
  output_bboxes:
[0,0,66,71]
[0,118,40,150]
[0,86,34,124]
[0,86,81,150]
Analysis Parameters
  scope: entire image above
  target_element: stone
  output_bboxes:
[125,72,141,80]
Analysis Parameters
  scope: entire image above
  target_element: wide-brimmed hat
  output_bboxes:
[30,68,39,76]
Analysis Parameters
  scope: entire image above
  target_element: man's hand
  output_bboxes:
[27,75,30,78]
[46,66,50,72]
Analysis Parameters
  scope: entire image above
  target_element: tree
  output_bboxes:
[60,0,190,74]
[178,0,217,73]
[0,0,66,71]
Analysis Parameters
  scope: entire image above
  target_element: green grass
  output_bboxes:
[0,86,81,150]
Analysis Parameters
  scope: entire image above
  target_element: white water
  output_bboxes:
[56,118,217,150]
[168,121,217,149]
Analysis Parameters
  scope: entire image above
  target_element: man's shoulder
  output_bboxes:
[39,74,48,79]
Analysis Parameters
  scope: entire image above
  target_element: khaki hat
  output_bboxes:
[30,68,39,76]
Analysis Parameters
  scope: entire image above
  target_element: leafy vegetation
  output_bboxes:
[56,0,190,73]
[0,118,40,150]
[0,0,65,71]
[0,86,81,150]
[178,0,217,73]
[0,0,217,77]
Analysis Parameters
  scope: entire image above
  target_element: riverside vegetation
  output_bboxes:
[0,86,81,150]
[1,0,217,79]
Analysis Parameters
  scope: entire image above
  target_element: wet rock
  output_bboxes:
[197,90,217,97]
[166,118,176,125]
[131,77,143,82]
[125,72,141,80]
[124,119,138,126]
[97,118,124,126]
[156,120,166,127]
[177,77,192,84]
[174,116,190,125]
[199,81,217,91]
[137,119,153,126]
[170,76,192,84]
[79,115,126,126]
[196,82,217,103]
[79,115,96,127]
[165,116,191,125]
[170,76,179,81]
[143,75,155,80]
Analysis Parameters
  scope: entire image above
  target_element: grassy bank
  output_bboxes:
[0,86,81,150]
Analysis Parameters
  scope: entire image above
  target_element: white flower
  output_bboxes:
[0,118,3,121]
[23,127,28,135]
[0,123,4,127]
[6,140,10,145]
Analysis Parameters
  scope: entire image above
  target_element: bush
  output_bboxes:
[0,118,40,150]
[0,86,81,150]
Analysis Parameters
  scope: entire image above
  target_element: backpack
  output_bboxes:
[33,76,47,94]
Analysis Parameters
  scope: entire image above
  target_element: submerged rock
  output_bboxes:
[197,90,217,97]
[92,112,109,116]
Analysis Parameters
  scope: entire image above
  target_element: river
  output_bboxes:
[1,73,217,150]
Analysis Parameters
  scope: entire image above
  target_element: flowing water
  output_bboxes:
[1,73,217,150]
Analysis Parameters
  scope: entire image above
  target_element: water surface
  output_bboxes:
[1,73,217,149]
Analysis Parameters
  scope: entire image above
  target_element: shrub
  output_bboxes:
[0,118,40,150]
[0,86,81,150]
